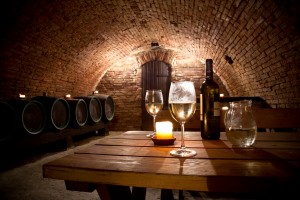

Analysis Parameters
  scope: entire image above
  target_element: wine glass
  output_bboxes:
[168,81,197,157]
[145,89,163,137]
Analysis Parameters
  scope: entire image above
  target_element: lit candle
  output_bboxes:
[155,121,173,139]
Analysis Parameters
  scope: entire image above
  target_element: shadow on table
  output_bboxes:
[195,140,299,200]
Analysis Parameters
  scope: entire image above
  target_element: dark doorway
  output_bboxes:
[141,60,171,130]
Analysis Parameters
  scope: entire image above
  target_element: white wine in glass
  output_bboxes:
[168,81,197,157]
[145,90,163,137]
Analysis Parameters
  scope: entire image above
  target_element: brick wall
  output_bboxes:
[96,49,229,131]
[0,0,299,132]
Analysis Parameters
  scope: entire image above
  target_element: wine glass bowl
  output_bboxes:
[168,81,197,157]
[145,90,163,137]
[169,103,196,123]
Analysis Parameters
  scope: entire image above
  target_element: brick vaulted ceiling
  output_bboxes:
[0,0,299,109]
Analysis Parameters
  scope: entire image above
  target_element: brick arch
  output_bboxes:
[0,0,299,111]
[134,47,230,97]
[136,48,176,67]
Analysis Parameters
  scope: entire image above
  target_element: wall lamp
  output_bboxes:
[19,93,26,99]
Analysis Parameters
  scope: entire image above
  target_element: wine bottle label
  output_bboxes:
[200,94,203,121]
[214,102,220,116]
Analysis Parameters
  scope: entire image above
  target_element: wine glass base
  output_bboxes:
[170,148,197,157]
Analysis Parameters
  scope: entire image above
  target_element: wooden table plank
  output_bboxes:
[43,154,299,192]
[76,145,300,160]
[44,153,299,176]
[120,131,300,141]
[93,137,300,149]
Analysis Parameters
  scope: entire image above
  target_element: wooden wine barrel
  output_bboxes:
[0,101,17,141]
[74,96,102,124]
[32,96,70,131]
[66,99,88,127]
[8,99,47,135]
[94,94,115,122]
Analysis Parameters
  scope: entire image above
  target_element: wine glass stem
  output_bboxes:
[153,115,156,135]
[180,122,186,149]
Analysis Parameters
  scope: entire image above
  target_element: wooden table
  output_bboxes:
[43,131,300,199]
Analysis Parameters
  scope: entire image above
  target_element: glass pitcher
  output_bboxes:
[224,100,257,147]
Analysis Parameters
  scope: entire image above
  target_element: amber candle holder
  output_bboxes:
[151,121,176,145]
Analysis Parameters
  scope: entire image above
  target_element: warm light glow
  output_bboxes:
[19,94,26,99]
[220,93,224,97]
[65,94,71,99]
[222,106,229,110]
[93,90,99,94]
[156,121,173,139]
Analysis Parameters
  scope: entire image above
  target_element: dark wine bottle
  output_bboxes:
[200,59,220,140]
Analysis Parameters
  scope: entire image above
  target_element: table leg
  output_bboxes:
[179,190,184,200]
[65,181,95,192]
[132,187,146,200]
[96,184,131,200]
[161,189,174,200]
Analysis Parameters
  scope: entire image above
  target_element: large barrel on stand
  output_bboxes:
[66,99,88,127]
[32,96,70,131]
[8,99,47,135]
[94,94,115,122]
[74,96,102,124]
[0,101,17,141]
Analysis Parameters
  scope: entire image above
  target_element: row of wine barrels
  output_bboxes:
[68,94,115,126]
[0,94,115,140]
[74,95,116,123]
[74,96,102,124]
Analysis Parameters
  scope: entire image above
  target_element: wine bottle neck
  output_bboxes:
[205,59,213,80]
[206,72,213,79]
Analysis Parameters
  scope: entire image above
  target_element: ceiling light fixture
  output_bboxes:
[151,42,159,48]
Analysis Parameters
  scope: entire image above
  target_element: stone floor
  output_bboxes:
[0,132,267,200]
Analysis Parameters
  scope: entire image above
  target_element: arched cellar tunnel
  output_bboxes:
[0,0,299,132]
